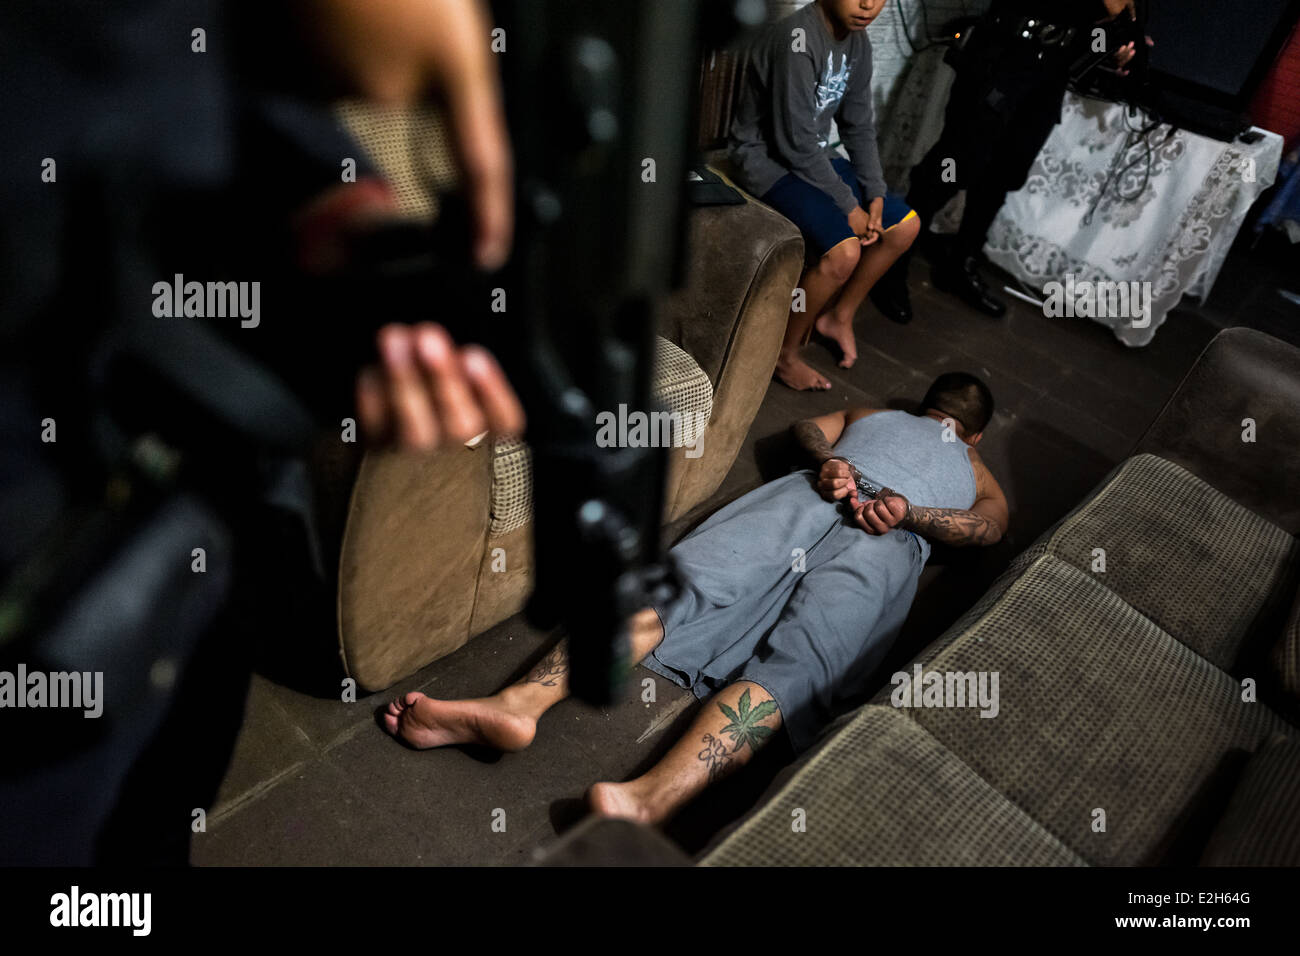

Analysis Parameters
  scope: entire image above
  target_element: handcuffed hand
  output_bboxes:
[817,458,858,503]
[852,487,910,535]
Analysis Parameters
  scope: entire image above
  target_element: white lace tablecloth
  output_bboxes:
[982,93,1282,346]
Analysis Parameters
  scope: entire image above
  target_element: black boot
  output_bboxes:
[869,254,913,324]
[932,251,1006,317]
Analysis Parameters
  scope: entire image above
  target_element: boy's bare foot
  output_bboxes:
[774,353,831,391]
[381,691,537,752]
[814,312,858,368]
[587,780,661,824]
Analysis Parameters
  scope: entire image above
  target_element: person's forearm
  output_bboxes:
[842,133,886,205]
[792,419,835,466]
[902,506,1004,547]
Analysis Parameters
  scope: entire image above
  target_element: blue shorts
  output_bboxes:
[761,156,916,260]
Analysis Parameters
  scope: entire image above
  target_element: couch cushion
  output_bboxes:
[1134,327,1300,535]
[487,337,713,535]
[335,100,458,219]
[1272,587,1300,700]
[488,437,533,536]
[885,554,1290,866]
[1003,453,1298,671]
[699,705,1087,866]
[337,442,492,691]
[651,336,713,446]
[1201,733,1300,866]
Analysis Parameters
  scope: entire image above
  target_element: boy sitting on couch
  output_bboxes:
[730,0,918,389]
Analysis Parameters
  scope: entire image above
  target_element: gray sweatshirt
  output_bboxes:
[729,2,887,215]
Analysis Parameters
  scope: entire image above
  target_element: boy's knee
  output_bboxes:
[881,214,921,255]
[819,239,860,283]
[895,214,921,247]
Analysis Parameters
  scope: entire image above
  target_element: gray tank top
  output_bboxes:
[833,410,978,512]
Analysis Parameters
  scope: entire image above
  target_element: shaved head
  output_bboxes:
[922,372,994,435]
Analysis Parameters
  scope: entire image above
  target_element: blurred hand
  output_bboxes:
[307,0,512,270]
[356,323,524,450]
[1113,35,1154,76]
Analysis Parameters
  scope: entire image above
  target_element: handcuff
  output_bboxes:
[825,455,913,525]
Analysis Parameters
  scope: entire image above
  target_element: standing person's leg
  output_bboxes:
[889,73,1006,315]
[814,203,920,365]
[958,85,1063,260]
[382,607,666,751]
[937,89,1061,318]
[905,127,966,229]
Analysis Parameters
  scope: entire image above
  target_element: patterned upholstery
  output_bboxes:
[335,100,459,218]
[650,336,714,446]
[487,337,713,535]
[1201,733,1300,865]
[882,556,1289,866]
[1272,588,1300,703]
[488,438,533,537]
[997,453,1298,671]
[701,705,1087,867]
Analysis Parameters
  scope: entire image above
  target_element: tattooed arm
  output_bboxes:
[793,408,878,503]
[902,504,1004,546]
[791,413,842,466]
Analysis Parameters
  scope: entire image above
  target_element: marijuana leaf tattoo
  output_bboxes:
[696,690,778,783]
[717,688,778,753]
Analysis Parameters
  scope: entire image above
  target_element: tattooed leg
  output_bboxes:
[381,607,664,752]
[499,607,666,717]
[588,681,782,824]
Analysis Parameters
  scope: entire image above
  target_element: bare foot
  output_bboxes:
[587,781,659,824]
[381,691,536,752]
[774,353,831,391]
[814,312,858,368]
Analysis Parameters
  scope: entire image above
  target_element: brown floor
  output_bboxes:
[192,231,1296,866]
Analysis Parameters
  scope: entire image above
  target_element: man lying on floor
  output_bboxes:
[383,372,1009,823]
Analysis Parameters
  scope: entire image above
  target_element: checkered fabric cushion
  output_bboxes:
[874,555,1290,866]
[705,555,1291,867]
[1272,588,1300,701]
[335,101,459,218]
[1201,733,1300,865]
[998,453,1298,670]
[700,704,1087,867]
[487,337,713,535]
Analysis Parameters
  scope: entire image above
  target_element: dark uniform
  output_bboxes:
[901,0,1111,316]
